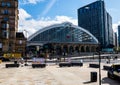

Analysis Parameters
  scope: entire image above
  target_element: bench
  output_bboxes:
[32,64,46,68]
[6,64,19,68]
[71,62,83,66]
[59,62,71,67]
[89,64,100,68]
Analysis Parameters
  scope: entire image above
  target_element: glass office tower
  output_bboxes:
[78,0,114,50]
[118,25,120,47]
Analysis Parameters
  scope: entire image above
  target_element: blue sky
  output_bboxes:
[19,0,120,37]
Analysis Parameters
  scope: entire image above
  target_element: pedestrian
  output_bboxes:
[80,59,83,63]
[20,58,24,67]
[68,58,71,63]
[115,56,118,60]
[106,59,108,64]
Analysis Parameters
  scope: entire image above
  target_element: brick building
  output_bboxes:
[0,0,26,56]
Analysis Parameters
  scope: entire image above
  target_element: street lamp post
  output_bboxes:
[99,0,103,84]
[98,43,101,85]
[23,29,28,66]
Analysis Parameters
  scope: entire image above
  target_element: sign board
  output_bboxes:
[33,58,45,64]
[0,43,2,48]
[3,53,21,58]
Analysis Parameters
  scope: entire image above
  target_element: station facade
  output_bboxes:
[27,22,99,57]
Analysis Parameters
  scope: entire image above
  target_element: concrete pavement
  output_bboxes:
[0,62,120,85]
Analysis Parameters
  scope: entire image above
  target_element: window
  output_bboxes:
[1,2,11,7]
[0,43,2,48]
[2,30,9,38]
[19,40,22,44]
[7,2,11,7]
[18,48,23,52]
[3,17,9,21]
[2,23,9,28]
[3,10,9,14]
[80,9,83,13]
[1,2,6,7]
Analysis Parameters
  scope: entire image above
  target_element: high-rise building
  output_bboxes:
[78,0,114,50]
[107,13,114,46]
[118,25,120,47]
[114,32,118,50]
[0,0,26,56]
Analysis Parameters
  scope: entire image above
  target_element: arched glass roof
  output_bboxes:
[28,22,98,44]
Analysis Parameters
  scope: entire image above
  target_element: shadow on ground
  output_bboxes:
[102,77,120,85]
[83,81,93,84]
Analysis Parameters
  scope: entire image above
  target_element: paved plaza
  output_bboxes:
[0,61,120,85]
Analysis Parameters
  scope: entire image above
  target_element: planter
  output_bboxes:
[71,62,83,66]
[59,62,71,67]
[32,64,46,68]
[89,64,100,68]
[6,64,19,68]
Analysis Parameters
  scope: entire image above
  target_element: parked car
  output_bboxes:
[107,64,120,80]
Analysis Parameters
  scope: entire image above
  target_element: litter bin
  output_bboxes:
[91,72,97,82]
[14,61,17,64]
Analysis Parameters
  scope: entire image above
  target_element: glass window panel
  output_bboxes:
[3,17,9,21]
[1,2,6,7]
[7,2,11,7]
[30,24,97,44]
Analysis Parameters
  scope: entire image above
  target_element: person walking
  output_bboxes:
[20,58,24,67]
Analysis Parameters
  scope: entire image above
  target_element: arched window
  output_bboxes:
[75,46,79,52]
[91,46,95,52]
[86,46,90,52]
[81,46,85,52]
[69,46,74,54]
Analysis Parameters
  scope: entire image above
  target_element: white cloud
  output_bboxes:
[18,8,78,37]
[113,21,120,33]
[20,0,44,4]
[19,8,120,38]
[19,8,32,20]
